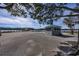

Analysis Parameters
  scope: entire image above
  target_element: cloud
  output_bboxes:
[0,15,41,28]
[0,9,41,28]
[13,17,41,28]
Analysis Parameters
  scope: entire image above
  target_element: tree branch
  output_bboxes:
[0,4,79,13]
[54,14,79,18]
[54,6,79,13]
[0,4,13,9]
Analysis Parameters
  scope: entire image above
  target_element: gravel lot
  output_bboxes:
[0,31,78,56]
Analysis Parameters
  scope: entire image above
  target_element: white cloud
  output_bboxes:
[0,16,41,28]
[0,16,21,24]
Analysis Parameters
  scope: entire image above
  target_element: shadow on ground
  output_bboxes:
[56,41,78,56]
[54,34,75,38]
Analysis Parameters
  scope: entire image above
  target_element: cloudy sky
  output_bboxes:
[0,4,79,29]
[0,9,43,29]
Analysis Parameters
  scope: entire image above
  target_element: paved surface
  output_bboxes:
[0,31,78,56]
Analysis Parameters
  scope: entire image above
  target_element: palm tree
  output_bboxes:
[64,12,75,35]
[64,17,75,35]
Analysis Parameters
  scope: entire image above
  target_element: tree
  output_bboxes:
[0,3,79,22]
[0,3,79,26]
[64,18,74,35]
[64,12,75,35]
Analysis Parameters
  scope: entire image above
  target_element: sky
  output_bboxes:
[0,3,79,29]
[0,9,43,29]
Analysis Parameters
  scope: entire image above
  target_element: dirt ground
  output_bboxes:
[0,31,78,56]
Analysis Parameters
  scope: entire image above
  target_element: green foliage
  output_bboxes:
[0,3,79,24]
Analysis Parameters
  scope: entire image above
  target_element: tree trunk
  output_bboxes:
[71,29,74,35]
[0,30,1,36]
[51,20,53,36]
[70,26,74,35]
